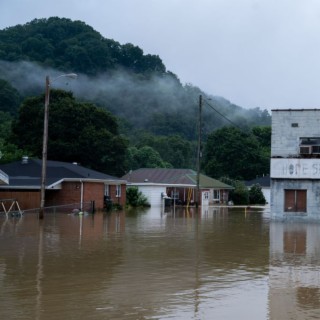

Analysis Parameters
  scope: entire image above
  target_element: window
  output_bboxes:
[213,190,220,201]
[104,184,109,197]
[284,189,307,212]
[116,185,121,197]
[299,137,320,156]
[172,191,179,199]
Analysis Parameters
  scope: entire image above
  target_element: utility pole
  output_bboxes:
[39,73,77,220]
[196,94,202,208]
[39,76,50,220]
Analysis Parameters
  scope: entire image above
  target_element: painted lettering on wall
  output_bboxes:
[271,159,320,179]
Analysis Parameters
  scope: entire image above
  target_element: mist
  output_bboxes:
[0,59,270,139]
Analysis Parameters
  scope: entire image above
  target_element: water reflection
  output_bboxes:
[0,207,320,319]
[269,221,320,319]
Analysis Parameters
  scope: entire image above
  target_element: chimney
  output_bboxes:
[21,156,29,164]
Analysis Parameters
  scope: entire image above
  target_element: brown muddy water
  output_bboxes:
[0,206,319,319]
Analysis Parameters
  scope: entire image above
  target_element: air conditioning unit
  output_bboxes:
[300,146,311,154]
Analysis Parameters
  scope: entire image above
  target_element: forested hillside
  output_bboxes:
[0,17,271,179]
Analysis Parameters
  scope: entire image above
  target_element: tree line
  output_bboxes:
[0,17,271,182]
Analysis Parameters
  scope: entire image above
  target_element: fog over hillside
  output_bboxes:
[0,59,270,141]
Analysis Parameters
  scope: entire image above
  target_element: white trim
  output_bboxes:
[0,178,126,190]
[116,184,121,197]
[47,178,126,189]
[0,169,8,185]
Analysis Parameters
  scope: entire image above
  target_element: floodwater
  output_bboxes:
[0,206,320,319]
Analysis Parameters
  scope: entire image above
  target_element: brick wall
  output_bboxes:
[0,181,127,211]
[109,184,126,207]
[0,190,40,210]
[46,181,105,209]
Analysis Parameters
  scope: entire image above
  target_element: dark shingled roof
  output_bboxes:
[0,158,123,189]
[244,175,270,188]
[122,168,233,189]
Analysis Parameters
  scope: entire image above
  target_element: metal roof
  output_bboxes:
[122,168,233,189]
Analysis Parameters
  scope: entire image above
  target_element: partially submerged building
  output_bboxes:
[122,168,233,207]
[0,157,126,211]
[270,109,320,219]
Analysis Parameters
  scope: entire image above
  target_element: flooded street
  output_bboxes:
[0,207,319,319]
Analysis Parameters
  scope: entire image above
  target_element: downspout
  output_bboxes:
[80,180,84,211]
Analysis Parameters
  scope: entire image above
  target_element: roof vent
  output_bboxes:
[144,179,148,182]
[21,156,29,164]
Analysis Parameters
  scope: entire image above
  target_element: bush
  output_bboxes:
[220,177,249,205]
[126,187,150,207]
[231,181,249,205]
[249,183,266,205]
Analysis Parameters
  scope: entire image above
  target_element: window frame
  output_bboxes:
[284,189,307,213]
[116,184,121,198]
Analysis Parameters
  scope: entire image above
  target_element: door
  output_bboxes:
[202,191,209,206]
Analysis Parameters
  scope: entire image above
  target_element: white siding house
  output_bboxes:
[134,184,167,207]
[122,168,233,207]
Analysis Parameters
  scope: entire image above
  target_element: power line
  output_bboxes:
[203,98,249,132]
[197,96,270,165]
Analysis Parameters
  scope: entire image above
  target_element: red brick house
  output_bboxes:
[0,158,126,211]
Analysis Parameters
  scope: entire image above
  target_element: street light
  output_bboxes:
[39,73,77,219]
[195,94,202,209]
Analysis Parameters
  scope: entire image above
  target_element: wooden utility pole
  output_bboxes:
[39,76,50,220]
[39,73,77,220]
[196,94,202,208]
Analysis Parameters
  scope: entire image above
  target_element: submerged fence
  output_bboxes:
[21,201,96,215]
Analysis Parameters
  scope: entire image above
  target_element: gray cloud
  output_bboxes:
[1,0,320,110]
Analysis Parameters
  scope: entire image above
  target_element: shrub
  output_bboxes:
[249,183,266,205]
[126,187,150,207]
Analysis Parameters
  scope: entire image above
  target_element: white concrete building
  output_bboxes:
[271,109,320,219]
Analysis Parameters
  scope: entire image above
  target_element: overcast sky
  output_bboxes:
[1,0,320,111]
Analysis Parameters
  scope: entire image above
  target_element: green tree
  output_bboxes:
[136,133,195,168]
[249,184,266,205]
[220,177,249,205]
[11,90,128,175]
[0,111,25,163]
[0,140,25,164]
[251,126,271,149]
[0,17,271,146]
[204,126,270,180]
[125,146,171,170]
[0,79,21,116]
